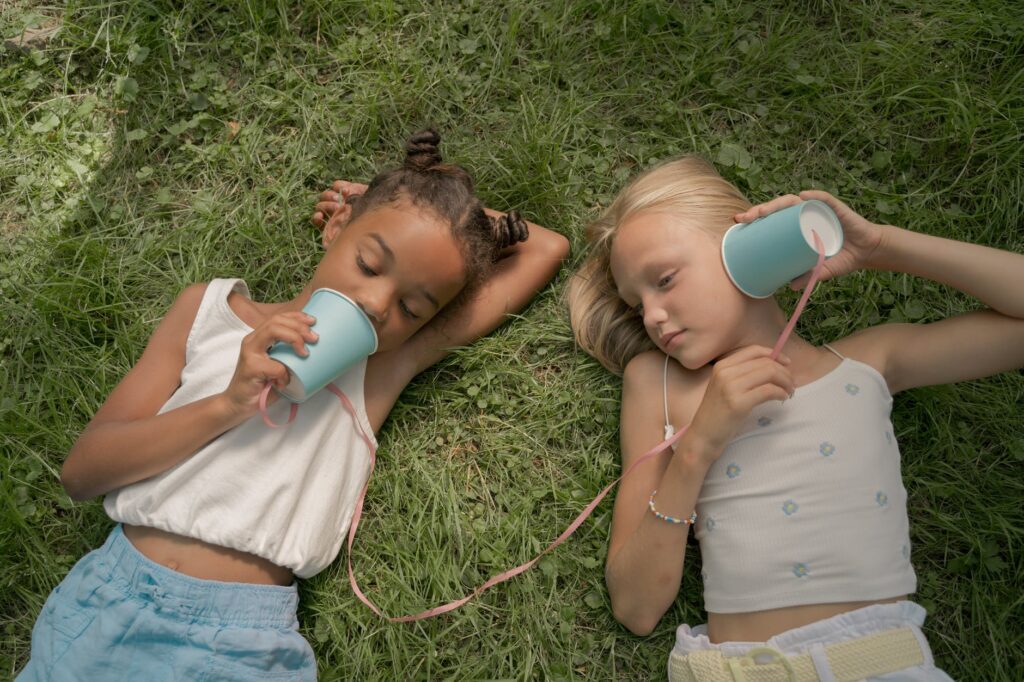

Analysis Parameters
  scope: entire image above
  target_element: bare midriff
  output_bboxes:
[123,524,294,586]
[706,596,907,643]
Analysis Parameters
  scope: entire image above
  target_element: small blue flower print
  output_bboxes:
[885,431,893,444]
[701,570,709,583]
[902,543,910,560]
[792,563,810,578]
[782,500,799,516]
[726,463,741,479]
[845,383,860,395]
[819,442,836,457]
[758,416,772,427]
[705,517,717,533]
[876,491,889,507]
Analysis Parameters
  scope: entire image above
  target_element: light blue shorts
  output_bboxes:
[17,524,316,681]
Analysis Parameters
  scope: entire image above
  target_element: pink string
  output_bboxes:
[770,232,826,360]
[274,231,827,621]
[259,383,297,428]
[345,422,689,622]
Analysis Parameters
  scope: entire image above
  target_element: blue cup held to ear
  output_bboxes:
[721,199,844,298]
[268,288,378,403]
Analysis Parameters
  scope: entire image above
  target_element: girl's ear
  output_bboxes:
[322,220,339,249]
[321,205,352,248]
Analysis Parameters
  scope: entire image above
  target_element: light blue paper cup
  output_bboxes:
[269,288,378,403]
[721,199,844,298]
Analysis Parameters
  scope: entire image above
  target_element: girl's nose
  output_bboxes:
[356,286,390,326]
[642,298,668,328]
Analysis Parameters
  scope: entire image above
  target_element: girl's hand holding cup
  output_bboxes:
[310,180,369,230]
[688,346,795,461]
[222,312,318,417]
[733,190,886,291]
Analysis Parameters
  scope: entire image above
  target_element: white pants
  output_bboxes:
[670,601,955,681]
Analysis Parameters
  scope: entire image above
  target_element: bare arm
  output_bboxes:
[364,212,569,431]
[605,347,794,635]
[61,285,318,501]
[396,209,568,369]
[740,191,1024,393]
[869,222,1024,320]
[61,285,244,500]
[848,225,1024,393]
[605,352,714,635]
[794,189,1024,392]
[844,310,1024,394]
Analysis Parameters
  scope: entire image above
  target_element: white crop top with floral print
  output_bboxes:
[664,346,916,613]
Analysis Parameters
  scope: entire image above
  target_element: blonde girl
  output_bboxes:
[568,156,1023,680]
[18,129,569,681]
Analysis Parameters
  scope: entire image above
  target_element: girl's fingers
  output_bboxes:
[258,327,308,357]
[733,194,802,224]
[276,316,319,343]
[252,356,290,383]
[312,195,341,230]
[716,345,790,369]
[798,190,850,214]
[315,200,340,216]
[732,361,795,397]
[329,180,368,198]
[248,316,318,356]
[748,383,792,407]
[344,181,369,196]
[265,311,316,330]
[798,190,868,227]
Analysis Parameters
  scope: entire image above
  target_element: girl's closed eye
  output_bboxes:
[399,300,420,320]
[657,271,676,288]
[356,253,377,276]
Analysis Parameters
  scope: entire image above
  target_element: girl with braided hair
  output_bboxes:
[18,129,568,681]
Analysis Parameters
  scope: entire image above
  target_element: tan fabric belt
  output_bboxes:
[668,626,925,682]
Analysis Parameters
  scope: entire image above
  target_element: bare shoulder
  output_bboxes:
[362,347,416,433]
[831,312,1024,394]
[623,349,667,386]
[828,323,910,378]
[131,282,210,366]
[175,282,208,311]
[157,283,209,342]
[89,283,208,425]
[623,351,709,428]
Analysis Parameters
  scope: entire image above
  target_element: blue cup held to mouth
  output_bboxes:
[720,199,844,298]
[268,288,378,403]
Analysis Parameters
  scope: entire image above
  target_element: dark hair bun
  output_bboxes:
[489,210,529,251]
[404,128,443,172]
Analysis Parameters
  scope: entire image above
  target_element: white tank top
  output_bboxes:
[663,347,916,613]
[104,279,377,578]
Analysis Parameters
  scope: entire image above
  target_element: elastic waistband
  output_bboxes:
[99,524,300,629]
[669,626,927,682]
[674,601,930,658]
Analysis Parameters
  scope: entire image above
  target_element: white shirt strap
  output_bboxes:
[663,355,677,449]
[823,343,846,360]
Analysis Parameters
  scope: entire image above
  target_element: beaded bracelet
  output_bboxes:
[648,490,697,525]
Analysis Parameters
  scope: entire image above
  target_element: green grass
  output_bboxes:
[2,0,1022,679]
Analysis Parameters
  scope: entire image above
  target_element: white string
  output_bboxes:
[663,354,676,449]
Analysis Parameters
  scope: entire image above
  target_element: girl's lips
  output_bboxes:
[661,330,685,349]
